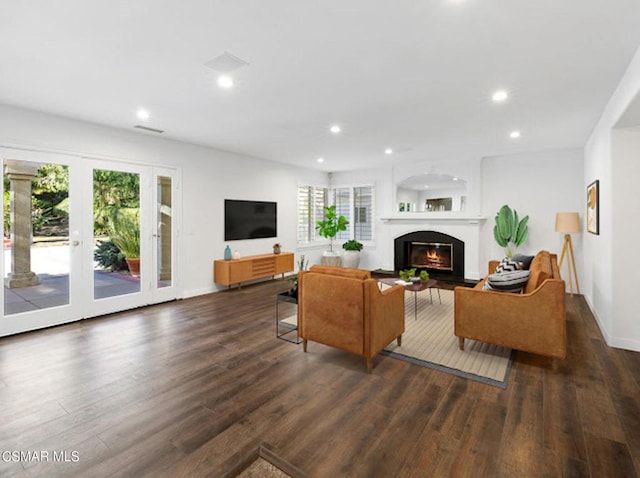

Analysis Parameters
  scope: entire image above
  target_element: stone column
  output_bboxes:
[4,160,40,288]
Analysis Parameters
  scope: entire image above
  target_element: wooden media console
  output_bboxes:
[214,252,294,289]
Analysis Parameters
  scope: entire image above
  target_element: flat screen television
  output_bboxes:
[224,199,277,241]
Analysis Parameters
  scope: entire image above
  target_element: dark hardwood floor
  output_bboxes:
[1,279,639,477]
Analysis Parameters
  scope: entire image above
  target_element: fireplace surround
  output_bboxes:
[394,230,465,280]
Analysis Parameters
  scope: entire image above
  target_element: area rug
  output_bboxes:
[380,287,512,387]
[280,287,512,388]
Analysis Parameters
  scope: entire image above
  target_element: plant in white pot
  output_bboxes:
[315,205,349,266]
[342,239,363,268]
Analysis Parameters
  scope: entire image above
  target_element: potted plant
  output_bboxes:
[342,239,363,268]
[399,268,417,283]
[493,204,529,258]
[105,209,141,277]
[287,254,309,296]
[315,205,349,266]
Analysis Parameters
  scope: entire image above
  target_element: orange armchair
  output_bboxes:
[298,265,405,373]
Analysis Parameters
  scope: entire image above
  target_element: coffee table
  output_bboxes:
[378,277,441,320]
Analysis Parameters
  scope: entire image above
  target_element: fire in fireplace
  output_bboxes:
[394,230,464,280]
[409,242,453,271]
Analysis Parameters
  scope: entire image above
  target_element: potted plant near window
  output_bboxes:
[342,239,363,268]
[105,209,141,277]
[315,205,349,266]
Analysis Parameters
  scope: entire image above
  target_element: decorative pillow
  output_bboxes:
[484,270,530,293]
[512,253,535,270]
[495,256,522,274]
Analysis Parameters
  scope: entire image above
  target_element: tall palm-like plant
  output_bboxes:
[493,204,529,258]
[105,209,140,259]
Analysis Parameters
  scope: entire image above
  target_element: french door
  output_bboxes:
[0,148,180,336]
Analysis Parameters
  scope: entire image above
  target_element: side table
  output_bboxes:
[275,291,301,344]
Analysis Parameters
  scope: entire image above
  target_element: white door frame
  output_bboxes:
[0,147,182,337]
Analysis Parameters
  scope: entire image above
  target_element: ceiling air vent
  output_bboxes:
[204,51,249,72]
[134,125,164,134]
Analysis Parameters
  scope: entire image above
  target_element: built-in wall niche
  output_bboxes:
[396,173,467,212]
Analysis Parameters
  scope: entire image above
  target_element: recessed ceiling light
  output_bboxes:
[330,125,341,134]
[217,75,234,89]
[136,108,150,121]
[424,185,429,188]
[453,177,459,181]
[385,148,393,155]
[492,90,508,103]
[510,130,521,139]
[317,157,324,163]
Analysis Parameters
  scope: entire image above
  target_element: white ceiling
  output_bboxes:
[0,1,639,172]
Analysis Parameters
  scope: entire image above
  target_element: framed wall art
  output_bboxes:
[587,179,599,235]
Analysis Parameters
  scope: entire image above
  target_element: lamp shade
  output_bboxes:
[555,212,580,233]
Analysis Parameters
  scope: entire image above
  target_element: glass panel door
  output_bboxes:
[4,162,70,314]
[151,167,179,303]
[156,175,172,289]
[1,150,179,335]
[92,168,141,300]
[85,160,149,318]
[1,149,82,336]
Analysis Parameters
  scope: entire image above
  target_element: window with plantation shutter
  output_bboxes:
[354,186,373,241]
[313,187,328,240]
[297,186,311,243]
[297,185,328,243]
[333,187,351,241]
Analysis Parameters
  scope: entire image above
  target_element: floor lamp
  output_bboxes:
[555,212,581,296]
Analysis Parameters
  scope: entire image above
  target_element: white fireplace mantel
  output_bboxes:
[380,213,488,224]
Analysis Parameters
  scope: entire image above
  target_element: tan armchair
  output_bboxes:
[298,265,405,373]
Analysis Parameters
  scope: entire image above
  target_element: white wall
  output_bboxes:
[585,46,640,351]
[480,149,584,281]
[611,128,640,350]
[0,103,327,298]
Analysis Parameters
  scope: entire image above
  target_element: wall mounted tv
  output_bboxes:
[224,199,277,241]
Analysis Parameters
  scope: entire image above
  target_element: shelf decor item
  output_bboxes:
[224,245,232,260]
[273,243,281,254]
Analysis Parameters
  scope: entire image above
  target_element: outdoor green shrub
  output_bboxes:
[93,240,128,271]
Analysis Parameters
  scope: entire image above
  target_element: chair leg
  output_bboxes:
[303,339,308,352]
[458,337,464,350]
[397,334,402,347]
[366,357,373,374]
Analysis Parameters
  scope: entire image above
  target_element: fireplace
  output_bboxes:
[394,231,465,280]
[409,242,453,271]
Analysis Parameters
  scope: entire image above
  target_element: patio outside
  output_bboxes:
[4,242,140,315]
